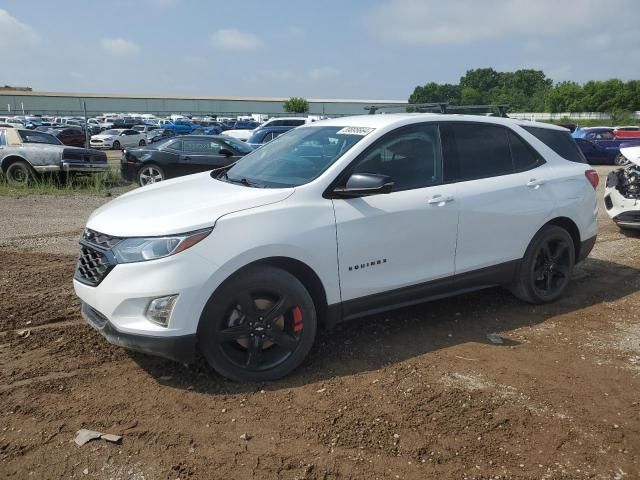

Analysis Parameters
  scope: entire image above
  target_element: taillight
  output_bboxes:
[585,169,599,189]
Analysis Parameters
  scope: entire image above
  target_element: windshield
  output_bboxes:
[221,136,253,154]
[225,126,368,187]
[103,129,121,135]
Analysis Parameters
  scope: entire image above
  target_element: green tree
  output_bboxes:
[283,97,309,114]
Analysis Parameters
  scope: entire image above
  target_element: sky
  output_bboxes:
[1,0,639,101]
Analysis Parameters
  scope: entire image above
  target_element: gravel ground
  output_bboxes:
[1,165,639,479]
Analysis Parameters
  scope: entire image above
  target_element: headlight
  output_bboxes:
[112,229,212,263]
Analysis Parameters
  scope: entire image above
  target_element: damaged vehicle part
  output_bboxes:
[605,146,640,230]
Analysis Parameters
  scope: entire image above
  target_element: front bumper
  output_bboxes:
[604,171,640,229]
[90,140,113,149]
[120,161,140,182]
[81,302,196,363]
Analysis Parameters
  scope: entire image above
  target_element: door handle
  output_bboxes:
[527,178,545,189]
[427,194,454,206]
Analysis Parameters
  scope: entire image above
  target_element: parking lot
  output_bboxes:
[0,165,638,479]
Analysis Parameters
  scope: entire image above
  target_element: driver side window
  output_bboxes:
[351,124,442,191]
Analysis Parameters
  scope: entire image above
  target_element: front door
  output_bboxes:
[332,124,459,309]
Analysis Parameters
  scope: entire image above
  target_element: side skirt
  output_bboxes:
[327,259,520,326]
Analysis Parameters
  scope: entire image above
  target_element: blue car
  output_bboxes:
[246,126,294,149]
[572,127,640,165]
[162,119,198,134]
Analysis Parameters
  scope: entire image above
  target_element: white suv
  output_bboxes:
[74,114,598,382]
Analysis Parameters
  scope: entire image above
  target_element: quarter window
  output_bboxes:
[350,124,442,191]
[441,124,512,182]
[523,126,586,163]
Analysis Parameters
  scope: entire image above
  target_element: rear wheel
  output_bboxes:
[5,160,35,185]
[510,225,575,304]
[198,266,317,382]
[137,164,164,186]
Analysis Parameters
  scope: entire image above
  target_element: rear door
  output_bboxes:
[440,123,554,275]
[180,137,236,172]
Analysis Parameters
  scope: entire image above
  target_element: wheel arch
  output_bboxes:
[1,155,31,173]
[543,216,581,260]
[201,256,333,331]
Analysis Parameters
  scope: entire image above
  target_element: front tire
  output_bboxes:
[137,164,165,186]
[112,140,121,150]
[510,225,575,304]
[139,139,146,146]
[5,160,35,185]
[198,265,317,382]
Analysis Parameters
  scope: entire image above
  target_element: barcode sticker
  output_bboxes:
[336,127,375,136]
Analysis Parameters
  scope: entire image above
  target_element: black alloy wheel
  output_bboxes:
[199,266,317,382]
[510,225,575,304]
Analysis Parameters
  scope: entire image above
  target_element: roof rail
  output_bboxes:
[365,103,511,118]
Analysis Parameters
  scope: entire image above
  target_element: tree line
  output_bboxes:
[409,68,640,113]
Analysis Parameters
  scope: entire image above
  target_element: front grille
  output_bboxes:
[83,229,121,249]
[76,246,112,286]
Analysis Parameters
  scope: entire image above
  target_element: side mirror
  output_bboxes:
[219,148,234,157]
[332,173,394,198]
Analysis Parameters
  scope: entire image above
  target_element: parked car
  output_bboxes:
[0,128,107,184]
[90,129,146,150]
[120,135,253,186]
[5,117,25,129]
[74,114,598,382]
[40,126,88,148]
[191,126,223,136]
[258,117,309,129]
[246,126,293,149]
[223,121,261,141]
[132,125,158,138]
[162,119,198,134]
[111,118,144,129]
[572,127,640,164]
[604,146,640,231]
[147,128,177,144]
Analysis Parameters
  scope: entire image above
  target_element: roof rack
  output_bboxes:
[364,103,510,118]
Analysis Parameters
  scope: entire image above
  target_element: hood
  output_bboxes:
[87,171,295,237]
[620,146,640,167]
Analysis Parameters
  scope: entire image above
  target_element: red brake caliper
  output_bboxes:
[292,307,303,333]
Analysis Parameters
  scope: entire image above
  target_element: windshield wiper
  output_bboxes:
[225,176,263,188]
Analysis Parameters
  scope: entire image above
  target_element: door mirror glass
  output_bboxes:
[333,173,394,197]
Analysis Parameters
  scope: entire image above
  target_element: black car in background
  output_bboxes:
[121,135,253,186]
[36,126,87,147]
[147,128,177,144]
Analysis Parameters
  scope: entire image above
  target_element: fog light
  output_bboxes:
[145,295,178,327]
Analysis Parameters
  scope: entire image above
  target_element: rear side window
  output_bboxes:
[523,126,586,163]
[441,124,512,182]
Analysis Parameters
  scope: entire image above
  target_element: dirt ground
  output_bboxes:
[1,166,639,479]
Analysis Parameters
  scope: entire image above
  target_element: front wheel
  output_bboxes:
[139,139,146,146]
[198,266,317,382]
[112,140,121,150]
[510,225,575,304]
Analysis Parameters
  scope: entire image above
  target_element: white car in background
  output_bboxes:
[605,145,640,231]
[74,113,598,382]
[90,129,146,150]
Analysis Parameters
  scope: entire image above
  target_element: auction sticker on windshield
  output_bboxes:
[336,127,375,136]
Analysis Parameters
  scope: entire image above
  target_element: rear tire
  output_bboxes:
[510,225,575,304]
[137,164,165,186]
[5,160,35,185]
[198,265,317,382]
[614,153,629,166]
